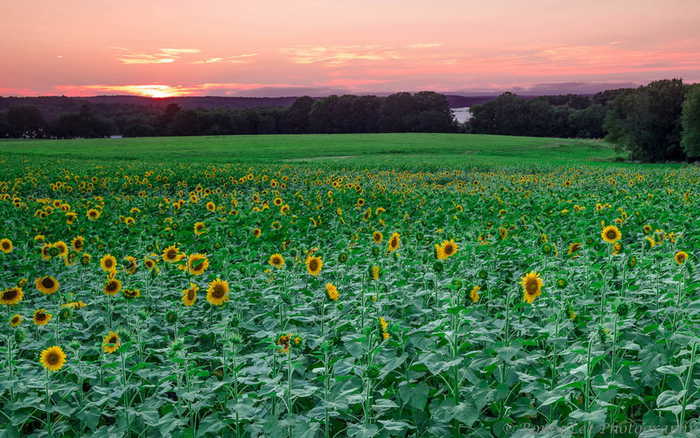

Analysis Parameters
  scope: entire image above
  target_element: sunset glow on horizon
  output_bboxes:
[2,0,699,97]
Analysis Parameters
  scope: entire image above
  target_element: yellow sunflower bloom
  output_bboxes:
[206,279,229,306]
[35,276,60,295]
[33,309,52,325]
[268,253,285,269]
[0,287,23,305]
[305,256,323,276]
[100,254,117,272]
[0,238,13,254]
[325,283,340,301]
[102,331,121,354]
[674,251,688,265]
[182,283,198,306]
[521,272,543,304]
[40,346,67,371]
[601,225,621,244]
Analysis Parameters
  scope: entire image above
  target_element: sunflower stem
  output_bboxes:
[45,369,53,437]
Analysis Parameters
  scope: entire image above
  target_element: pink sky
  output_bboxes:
[2,0,699,97]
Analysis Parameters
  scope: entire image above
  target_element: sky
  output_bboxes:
[1,0,699,98]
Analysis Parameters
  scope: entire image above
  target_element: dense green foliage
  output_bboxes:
[681,85,700,159]
[1,137,699,437]
[468,93,607,139]
[604,80,688,162]
[0,92,457,139]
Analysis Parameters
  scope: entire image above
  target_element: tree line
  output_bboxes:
[467,79,700,161]
[0,91,458,139]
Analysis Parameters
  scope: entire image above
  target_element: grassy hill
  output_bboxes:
[0,133,635,170]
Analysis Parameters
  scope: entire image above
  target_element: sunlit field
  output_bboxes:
[1,134,699,437]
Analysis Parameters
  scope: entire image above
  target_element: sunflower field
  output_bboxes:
[1,149,699,438]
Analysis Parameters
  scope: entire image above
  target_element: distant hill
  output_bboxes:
[0,94,503,121]
[0,96,301,121]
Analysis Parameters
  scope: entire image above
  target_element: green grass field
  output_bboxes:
[0,133,635,169]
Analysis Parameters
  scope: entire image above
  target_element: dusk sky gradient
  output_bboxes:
[2,0,699,97]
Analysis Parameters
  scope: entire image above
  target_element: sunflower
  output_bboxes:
[674,251,688,265]
[123,256,138,274]
[372,231,383,244]
[277,334,292,353]
[86,208,101,221]
[305,255,323,276]
[325,283,340,301]
[9,314,23,327]
[206,279,229,306]
[268,253,285,269]
[182,284,198,306]
[40,346,67,372]
[71,236,85,252]
[33,309,52,325]
[387,232,401,252]
[645,236,656,248]
[370,265,381,281]
[100,254,117,272]
[521,272,543,304]
[567,242,582,256]
[40,243,53,260]
[435,239,458,260]
[103,278,122,296]
[144,257,157,270]
[273,197,283,206]
[470,286,481,303]
[601,225,621,244]
[187,253,209,275]
[253,228,262,238]
[612,242,622,255]
[0,238,13,253]
[35,276,60,295]
[192,221,206,236]
[102,331,121,354]
[123,289,141,299]
[54,241,69,257]
[1,287,23,305]
[162,245,185,263]
[61,301,87,309]
[81,252,92,265]
[642,224,652,234]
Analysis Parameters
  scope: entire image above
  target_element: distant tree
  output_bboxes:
[353,96,381,132]
[124,123,155,137]
[605,79,687,161]
[170,110,201,136]
[309,95,339,133]
[681,85,700,159]
[157,103,182,132]
[569,104,607,138]
[380,92,416,132]
[285,96,314,133]
[0,111,9,137]
[7,105,46,137]
[52,105,112,138]
[470,93,531,135]
[413,91,456,132]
